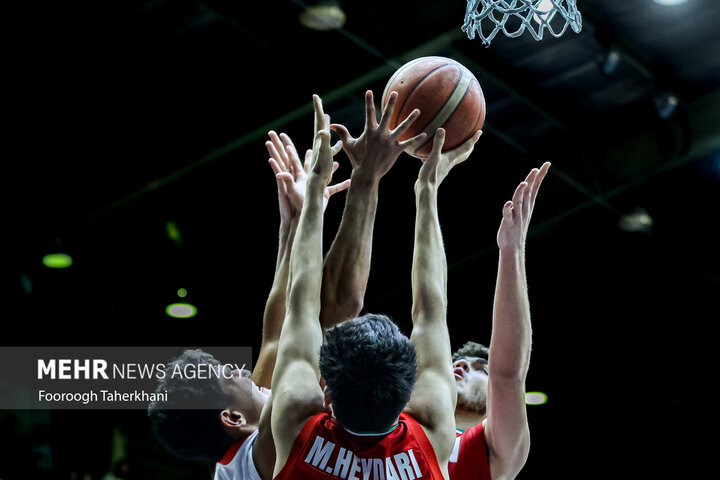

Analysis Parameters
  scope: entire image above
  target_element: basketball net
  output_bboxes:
[463,0,582,46]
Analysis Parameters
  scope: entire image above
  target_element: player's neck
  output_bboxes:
[454,408,485,431]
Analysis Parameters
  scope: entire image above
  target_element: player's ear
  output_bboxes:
[220,409,247,428]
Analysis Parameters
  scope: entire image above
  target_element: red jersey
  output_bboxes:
[273,412,444,480]
[448,423,491,480]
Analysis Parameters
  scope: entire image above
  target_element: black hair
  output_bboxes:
[147,349,234,462]
[320,314,417,432]
[452,341,489,362]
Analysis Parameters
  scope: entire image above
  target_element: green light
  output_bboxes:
[525,392,548,405]
[166,303,197,318]
[165,221,183,245]
[42,253,73,269]
[177,288,188,298]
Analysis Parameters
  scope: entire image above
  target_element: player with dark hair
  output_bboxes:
[453,341,490,362]
[147,349,269,464]
[452,341,490,419]
[148,89,425,480]
[319,313,417,432]
[146,130,350,480]
[449,163,551,480]
[268,92,481,479]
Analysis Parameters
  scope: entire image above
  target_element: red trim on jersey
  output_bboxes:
[218,434,249,465]
[449,422,491,480]
[274,411,445,480]
[402,413,445,480]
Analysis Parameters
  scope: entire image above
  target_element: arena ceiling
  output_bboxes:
[7,0,716,477]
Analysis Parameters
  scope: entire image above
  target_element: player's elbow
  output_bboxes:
[321,277,365,320]
[411,290,446,322]
[492,427,531,480]
[487,350,531,382]
[505,430,531,479]
[338,294,364,320]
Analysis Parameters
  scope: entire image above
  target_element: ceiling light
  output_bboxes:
[618,207,654,233]
[165,220,183,246]
[166,303,197,318]
[654,91,679,119]
[42,253,73,269]
[299,1,346,31]
[602,49,621,75]
[533,0,558,24]
[525,391,548,405]
[654,0,689,5]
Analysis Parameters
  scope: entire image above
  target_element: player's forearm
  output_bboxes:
[275,214,295,273]
[489,246,532,381]
[262,216,299,342]
[320,173,379,327]
[278,172,325,365]
[406,181,455,425]
[411,182,447,321]
[253,216,300,388]
[288,174,325,313]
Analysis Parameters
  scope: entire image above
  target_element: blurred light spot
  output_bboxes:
[654,0,688,5]
[42,253,73,269]
[166,303,197,318]
[525,391,548,405]
[533,0,557,24]
[619,207,654,232]
[166,220,183,246]
[299,2,346,30]
[177,288,188,298]
[20,272,33,293]
[654,91,679,119]
[603,49,621,75]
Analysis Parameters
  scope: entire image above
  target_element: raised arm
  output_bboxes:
[485,162,550,479]
[250,157,297,389]
[269,95,334,476]
[321,90,425,328]
[252,131,349,389]
[405,129,482,464]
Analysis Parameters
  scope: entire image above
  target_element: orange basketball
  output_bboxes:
[382,56,485,159]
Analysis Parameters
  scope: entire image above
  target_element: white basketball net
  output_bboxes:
[463,0,582,46]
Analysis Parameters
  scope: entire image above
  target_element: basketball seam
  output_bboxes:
[382,57,427,106]
[393,64,455,129]
[412,66,471,156]
[469,80,485,142]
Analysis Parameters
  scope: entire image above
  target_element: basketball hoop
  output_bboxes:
[462,0,582,46]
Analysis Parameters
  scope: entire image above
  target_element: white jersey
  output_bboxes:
[214,429,262,480]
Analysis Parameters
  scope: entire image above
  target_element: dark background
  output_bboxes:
[4,0,716,478]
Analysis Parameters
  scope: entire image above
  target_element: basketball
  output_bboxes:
[381,56,485,159]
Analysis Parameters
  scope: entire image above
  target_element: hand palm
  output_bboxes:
[496,162,550,250]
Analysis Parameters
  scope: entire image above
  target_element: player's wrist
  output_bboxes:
[305,171,327,195]
[414,179,439,193]
[349,168,382,187]
[498,243,525,257]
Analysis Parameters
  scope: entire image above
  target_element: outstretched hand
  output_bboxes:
[267,99,350,218]
[496,162,551,251]
[417,128,482,187]
[310,94,335,185]
[330,90,427,182]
